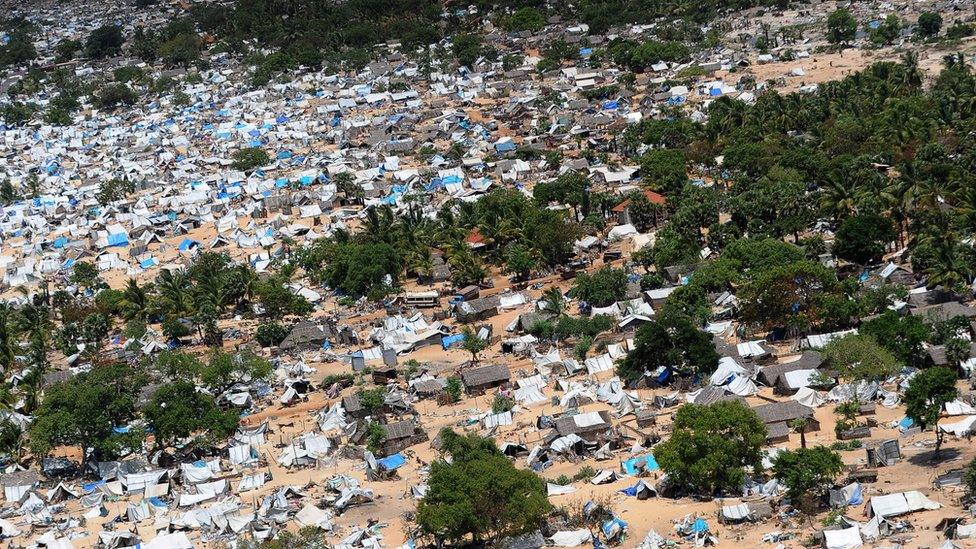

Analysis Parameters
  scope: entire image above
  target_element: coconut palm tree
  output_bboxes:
[542,287,566,318]
[121,278,150,321]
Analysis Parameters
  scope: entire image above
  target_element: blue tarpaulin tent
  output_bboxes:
[622,454,659,475]
[178,239,200,252]
[107,232,129,246]
[377,453,406,470]
[442,333,465,349]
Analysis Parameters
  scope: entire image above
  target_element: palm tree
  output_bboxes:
[156,269,193,318]
[790,418,808,449]
[542,287,566,318]
[121,278,150,321]
[0,305,15,374]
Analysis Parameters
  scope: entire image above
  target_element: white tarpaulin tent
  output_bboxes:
[549,529,592,547]
[869,491,941,518]
[824,526,862,549]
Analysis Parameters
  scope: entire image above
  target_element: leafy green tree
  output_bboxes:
[200,351,271,394]
[869,14,902,45]
[85,25,125,58]
[504,244,539,281]
[859,311,930,366]
[504,7,546,32]
[445,377,462,403]
[650,227,700,269]
[96,84,138,110]
[144,381,238,449]
[640,149,687,195]
[232,148,271,171]
[823,334,899,382]
[739,261,839,332]
[827,9,857,45]
[255,322,288,347]
[70,261,103,291]
[452,34,482,67]
[916,12,942,38]
[418,429,550,545]
[771,446,844,509]
[617,310,719,382]
[461,325,489,363]
[570,267,628,307]
[255,276,312,319]
[904,366,957,457]
[358,388,386,415]
[832,213,896,265]
[366,421,386,454]
[30,363,146,467]
[965,456,976,495]
[0,30,37,67]
[1,102,35,126]
[653,401,767,494]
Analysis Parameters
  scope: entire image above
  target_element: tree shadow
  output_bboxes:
[907,447,961,466]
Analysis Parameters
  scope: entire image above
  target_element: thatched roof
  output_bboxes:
[383,419,419,440]
[752,401,814,424]
[460,363,510,387]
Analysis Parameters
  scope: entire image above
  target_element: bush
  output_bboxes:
[232,147,270,171]
[255,322,288,347]
[86,24,125,59]
[96,84,138,110]
[492,394,514,414]
[445,377,462,402]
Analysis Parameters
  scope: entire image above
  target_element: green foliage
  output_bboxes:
[200,351,272,393]
[445,377,462,403]
[859,311,930,366]
[70,261,103,291]
[504,244,539,280]
[255,322,289,347]
[869,14,901,46]
[358,387,386,415]
[232,148,271,171]
[653,401,766,494]
[144,381,238,448]
[916,12,942,38]
[492,394,514,414]
[30,363,146,463]
[0,29,37,67]
[639,149,688,195]
[418,429,550,544]
[453,34,482,67]
[738,260,840,332]
[823,334,899,382]
[255,276,312,319]
[86,24,125,58]
[1,102,35,127]
[461,325,489,362]
[965,456,976,494]
[571,267,628,307]
[608,37,690,71]
[113,66,145,84]
[650,227,700,270]
[366,421,386,454]
[826,9,857,45]
[300,239,402,298]
[96,84,138,110]
[617,310,719,382]
[96,178,135,205]
[504,7,546,32]
[904,366,957,431]
[771,446,844,504]
[55,38,82,61]
[833,213,896,265]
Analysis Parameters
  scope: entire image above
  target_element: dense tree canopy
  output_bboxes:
[654,401,766,494]
[418,429,550,545]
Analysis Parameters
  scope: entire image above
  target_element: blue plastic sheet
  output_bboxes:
[377,453,406,470]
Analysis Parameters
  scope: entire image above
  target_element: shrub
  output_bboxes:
[255,322,288,347]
